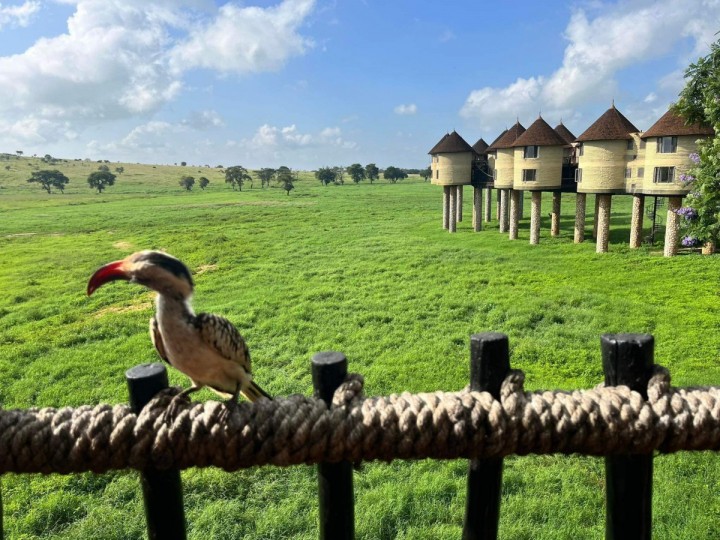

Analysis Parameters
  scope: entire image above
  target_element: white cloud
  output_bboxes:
[0,0,316,147]
[394,103,417,115]
[460,0,720,130]
[644,92,657,104]
[182,109,225,130]
[0,1,40,28]
[169,0,315,74]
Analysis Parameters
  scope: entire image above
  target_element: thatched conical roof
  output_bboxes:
[554,122,576,145]
[512,117,567,147]
[472,138,489,154]
[488,122,525,150]
[485,129,508,152]
[428,131,473,154]
[640,108,715,139]
[575,105,639,142]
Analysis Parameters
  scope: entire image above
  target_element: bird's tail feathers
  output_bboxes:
[242,381,272,402]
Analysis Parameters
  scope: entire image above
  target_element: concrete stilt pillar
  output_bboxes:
[499,189,509,233]
[509,189,521,240]
[530,191,542,245]
[448,186,457,232]
[496,190,501,225]
[593,195,600,239]
[518,193,524,218]
[596,194,612,253]
[484,188,492,222]
[630,195,645,249]
[574,193,586,243]
[442,186,450,229]
[664,196,682,257]
[472,187,483,232]
[457,185,463,222]
[551,192,561,237]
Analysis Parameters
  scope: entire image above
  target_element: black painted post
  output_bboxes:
[462,333,511,540]
[126,363,187,540]
[312,352,354,540]
[601,334,654,540]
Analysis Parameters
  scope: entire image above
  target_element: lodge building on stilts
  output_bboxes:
[428,104,715,257]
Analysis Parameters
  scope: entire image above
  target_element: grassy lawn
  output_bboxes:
[1,157,719,538]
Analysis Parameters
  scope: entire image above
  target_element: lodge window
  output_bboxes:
[627,140,634,150]
[522,169,537,182]
[653,166,675,183]
[625,168,632,179]
[493,169,497,181]
[435,170,439,179]
[575,168,582,183]
[524,145,539,159]
[637,167,644,178]
[657,136,677,154]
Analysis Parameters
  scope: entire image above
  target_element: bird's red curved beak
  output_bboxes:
[87,260,129,296]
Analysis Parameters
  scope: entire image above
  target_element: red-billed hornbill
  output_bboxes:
[87,250,271,413]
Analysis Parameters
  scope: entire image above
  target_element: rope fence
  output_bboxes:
[0,332,718,540]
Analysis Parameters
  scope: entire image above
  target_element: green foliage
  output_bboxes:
[383,165,408,183]
[365,163,379,183]
[179,175,195,191]
[420,166,431,182]
[87,170,116,193]
[27,169,69,193]
[673,37,720,246]
[315,166,336,186]
[115,167,124,174]
[257,168,275,188]
[199,177,210,190]
[224,165,252,191]
[276,166,295,195]
[347,163,365,184]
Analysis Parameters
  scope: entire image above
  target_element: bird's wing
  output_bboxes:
[193,313,252,373]
[149,316,170,364]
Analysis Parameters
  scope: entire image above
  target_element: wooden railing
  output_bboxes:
[0,332,718,540]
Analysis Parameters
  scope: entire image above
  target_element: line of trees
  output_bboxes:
[26,164,118,194]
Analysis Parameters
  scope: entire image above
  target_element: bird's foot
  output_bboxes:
[161,392,192,425]
[218,398,239,424]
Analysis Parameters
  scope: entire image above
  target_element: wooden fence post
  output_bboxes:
[126,363,187,540]
[312,352,354,540]
[601,334,654,540]
[462,333,511,540]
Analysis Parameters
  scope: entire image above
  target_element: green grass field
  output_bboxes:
[1,157,719,539]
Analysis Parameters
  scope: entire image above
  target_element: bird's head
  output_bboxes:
[87,250,194,299]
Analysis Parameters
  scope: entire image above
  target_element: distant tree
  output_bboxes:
[199,177,210,190]
[98,164,110,172]
[27,169,69,194]
[225,165,252,191]
[315,166,337,186]
[181,161,187,167]
[333,166,345,185]
[276,167,295,195]
[15,150,23,157]
[179,175,195,191]
[87,170,117,193]
[383,166,408,183]
[420,166,432,182]
[115,166,124,174]
[258,168,276,188]
[365,163,379,184]
[347,163,366,184]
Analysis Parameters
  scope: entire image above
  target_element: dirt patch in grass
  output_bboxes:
[112,241,134,250]
[93,301,152,318]
[196,264,218,275]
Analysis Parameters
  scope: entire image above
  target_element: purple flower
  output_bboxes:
[689,152,701,164]
[682,236,700,247]
[679,173,696,185]
[675,206,699,220]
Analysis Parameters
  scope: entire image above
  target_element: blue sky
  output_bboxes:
[0,0,718,169]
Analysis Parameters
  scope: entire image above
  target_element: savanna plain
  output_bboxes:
[1,158,719,539]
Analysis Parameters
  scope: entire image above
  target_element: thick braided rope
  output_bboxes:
[0,366,719,474]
